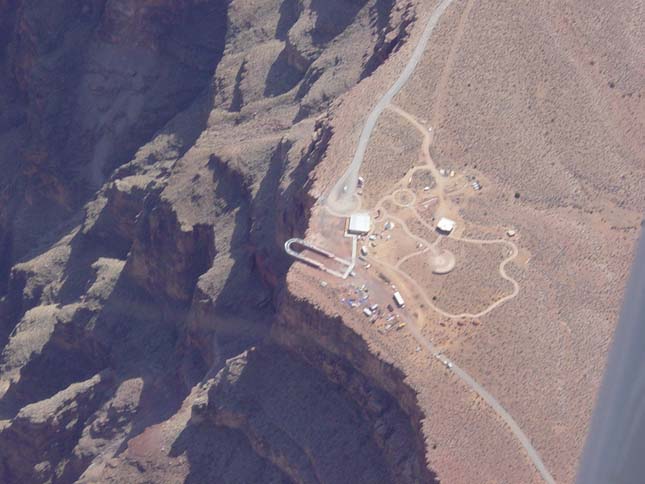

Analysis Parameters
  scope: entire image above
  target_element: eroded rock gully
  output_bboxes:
[0,0,435,482]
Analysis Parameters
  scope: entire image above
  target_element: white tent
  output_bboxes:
[348,213,371,235]
[436,217,456,234]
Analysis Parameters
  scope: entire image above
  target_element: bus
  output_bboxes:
[393,291,405,308]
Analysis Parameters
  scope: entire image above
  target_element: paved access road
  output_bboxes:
[321,0,558,482]
[371,247,555,484]
[406,319,557,484]
[325,0,459,215]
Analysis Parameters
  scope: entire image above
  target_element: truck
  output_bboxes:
[363,307,373,317]
[393,291,405,308]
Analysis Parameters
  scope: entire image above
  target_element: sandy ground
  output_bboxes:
[303,0,645,482]
[391,0,644,481]
[359,109,425,209]
[290,262,542,484]
[400,239,514,316]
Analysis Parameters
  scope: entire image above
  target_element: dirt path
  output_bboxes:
[364,106,555,484]
[403,317,557,484]
[324,0,460,215]
[389,105,447,207]
[372,105,521,318]
[372,239,518,319]
[312,4,556,481]
[431,0,477,128]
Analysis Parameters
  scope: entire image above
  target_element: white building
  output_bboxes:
[348,213,371,235]
[436,217,456,234]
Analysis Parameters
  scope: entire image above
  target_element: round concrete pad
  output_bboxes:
[430,250,456,274]
[392,189,416,207]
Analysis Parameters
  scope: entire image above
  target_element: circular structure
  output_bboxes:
[392,189,416,207]
[409,168,435,191]
[429,249,456,274]
[323,192,362,217]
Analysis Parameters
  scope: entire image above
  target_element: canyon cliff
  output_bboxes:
[0,1,434,482]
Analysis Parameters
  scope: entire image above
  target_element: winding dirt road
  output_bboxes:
[317,2,556,482]
[325,0,459,215]
[374,104,521,318]
[375,195,519,317]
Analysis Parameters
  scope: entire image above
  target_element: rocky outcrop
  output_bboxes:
[0,0,228,269]
[362,0,416,79]
[274,288,436,483]
[124,194,216,304]
[0,0,435,482]
[277,118,333,242]
[0,371,115,484]
[81,179,150,258]
[191,345,427,484]
[0,302,109,419]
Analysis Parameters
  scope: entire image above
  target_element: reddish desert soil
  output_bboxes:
[289,262,543,484]
[307,0,644,483]
[400,238,515,316]
[0,0,642,482]
[359,109,425,209]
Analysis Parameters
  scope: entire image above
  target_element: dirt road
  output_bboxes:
[325,0,459,215]
[318,1,556,481]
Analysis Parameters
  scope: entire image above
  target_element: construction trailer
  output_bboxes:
[393,291,405,308]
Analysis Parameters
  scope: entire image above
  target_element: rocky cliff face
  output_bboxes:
[0,0,429,482]
[274,288,435,483]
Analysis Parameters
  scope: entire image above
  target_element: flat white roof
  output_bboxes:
[437,217,456,233]
[348,212,371,234]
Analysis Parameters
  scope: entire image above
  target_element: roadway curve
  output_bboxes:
[319,0,557,481]
[405,319,557,484]
[371,240,518,319]
[373,201,520,319]
[372,243,555,483]
[379,103,522,318]
[368,105,553,481]
[325,0,459,215]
